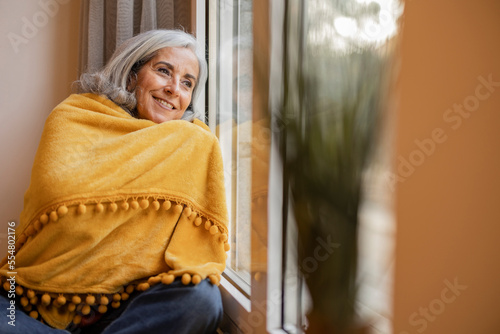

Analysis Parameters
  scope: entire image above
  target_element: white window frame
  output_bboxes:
[200,0,297,333]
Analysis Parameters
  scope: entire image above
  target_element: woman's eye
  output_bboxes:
[183,80,193,88]
[158,68,170,75]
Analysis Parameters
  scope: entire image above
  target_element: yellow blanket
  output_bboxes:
[0,93,229,329]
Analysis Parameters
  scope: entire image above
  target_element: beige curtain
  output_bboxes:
[79,0,194,74]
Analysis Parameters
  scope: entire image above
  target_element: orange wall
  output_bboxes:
[0,0,80,254]
[394,0,500,333]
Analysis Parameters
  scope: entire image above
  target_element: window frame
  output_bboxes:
[201,0,306,333]
[203,0,295,333]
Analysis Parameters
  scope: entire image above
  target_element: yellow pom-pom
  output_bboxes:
[224,243,231,252]
[181,273,191,285]
[73,314,82,325]
[152,200,160,210]
[194,217,202,226]
[67,303,76,312]
[130,200,139,210]
[33,220,42,231]
[208,274,219,286]
[15,285,23,295]
[121,293,129,301]
[100,295,109,305]
[18,234,27,244]
[29,310,38,319]
[23,304,32,312]
[112,293,121,302]
[205,220,212,230]
[161,274,175,285]
[184,207,192,216]
[82,304,91,315]
[27,289,35,299]
[21,296,29,307]
[192,275,202,285]
[190,212,198,220]
[41,293,51,306]
[219,234,228,243]
[162,200,172,210]
[174,204,183,214]
[57,205,68,216]
[111,301,121,308]
[120,201,130,210]
[137,283,150,291]
[29,296,38,305]
[57,295,66,305]
[86,295,95,305]
[2,282,10,291]
[210,225,219,235]
[40,213,49,224]
[53,299,61,308]
[72,295,81,304]
[49,211,58,222]
[96,203,104,213]
[98,305,108,314]
[25,225,35,236]
[77,204,86,215]
[140,199,150,209]
[109,202,118,212]
[126,285,135,294]
[148,276,161,285]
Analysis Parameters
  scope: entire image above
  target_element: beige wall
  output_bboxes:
[0,0,80,254]
[394,0,500,333]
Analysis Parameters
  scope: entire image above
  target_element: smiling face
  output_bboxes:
[132,47,199,123]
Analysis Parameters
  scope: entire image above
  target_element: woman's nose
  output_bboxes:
[165,76,180,95]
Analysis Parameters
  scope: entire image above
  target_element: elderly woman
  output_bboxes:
[0,30,229,334]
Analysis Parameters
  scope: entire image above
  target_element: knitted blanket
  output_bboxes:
[0,93,229,329]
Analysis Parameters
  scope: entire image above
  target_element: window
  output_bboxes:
[203,0,401,333]
[209,0,254,293]
[206,0,310,333]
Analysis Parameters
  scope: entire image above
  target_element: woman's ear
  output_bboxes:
[126,73,137,92]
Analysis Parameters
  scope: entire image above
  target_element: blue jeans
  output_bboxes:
[1,279,222,334]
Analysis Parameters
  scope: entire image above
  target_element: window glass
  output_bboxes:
[213,0,253,291]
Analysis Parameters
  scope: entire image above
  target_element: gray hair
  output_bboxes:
[76,29,207,121]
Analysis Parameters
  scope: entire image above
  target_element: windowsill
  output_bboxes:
[218,276,251,334]
[220,276,251,313]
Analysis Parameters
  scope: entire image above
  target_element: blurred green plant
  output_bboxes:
[278,1,397,332]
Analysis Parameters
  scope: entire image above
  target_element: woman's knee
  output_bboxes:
[98,279,223,334]
[186,279,223,323]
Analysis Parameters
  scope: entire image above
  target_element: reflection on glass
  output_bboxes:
[215,0,253,290]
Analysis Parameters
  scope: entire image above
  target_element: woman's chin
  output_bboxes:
[140,109,180,123]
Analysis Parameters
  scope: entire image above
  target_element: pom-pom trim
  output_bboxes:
[14,195,228,255]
